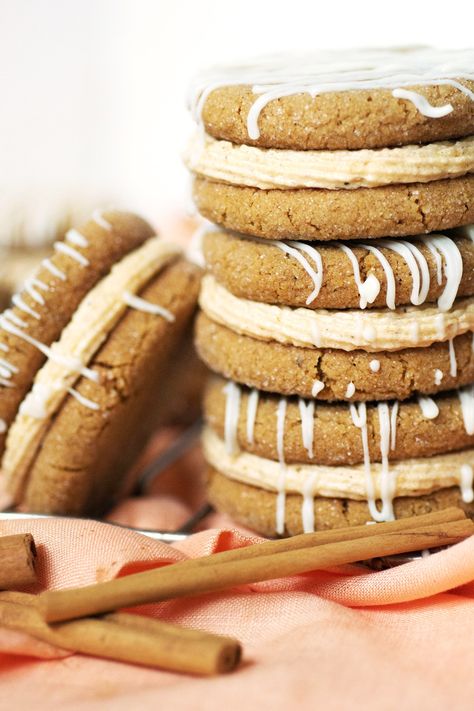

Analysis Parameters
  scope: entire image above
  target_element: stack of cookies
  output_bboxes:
[185,47,474,536]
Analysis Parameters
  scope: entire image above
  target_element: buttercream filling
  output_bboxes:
[203,427,474,500]
[185,132,474,190]
[3,237,181,495]
[199,275,474,352]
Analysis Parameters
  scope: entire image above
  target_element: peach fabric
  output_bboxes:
[1,510,474,710]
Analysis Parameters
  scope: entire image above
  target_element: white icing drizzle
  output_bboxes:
[246,388,259,444]
[190,48,474,139]
[301,473,318,533]
[0,378,14,388]
[271,240,323,305]
[54,241,89,267]
[68,387,100,411]
[66,228,89,248]
[424,239,444,285]
[460,464,474,503]
[3,309,27,328]
[92,209,112,231]
[42,258,66,281]
[458,385,474,435]
[338,244,380,309]
[311,379,325,397]
[422,235,463,311]
[275,397,287,535]
[369,359,380,373]
[377,403,395,521]
[223,381,241,455]
[298,398,315,459]
[23,278,49,306]
[434,368,444,385]
[11,294,40,320]
[448,338,457,377]
[349,402,379,521]
[380,240,430,305]
[123,291,175,322]
[360,245,397,309]
[0,314,98,383]
[392,88,453,118]
[418,395,440,419]
[345,381,355,398]
[0,418,6,433]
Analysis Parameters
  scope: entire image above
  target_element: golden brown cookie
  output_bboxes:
[204,376,474,465]
[0,211,154,456]
[193,175,474,241]
[195,313,474,401]
[207,468,474,536]
[200,85,474,151]
[203,229,474,310]
[10,259,201,515]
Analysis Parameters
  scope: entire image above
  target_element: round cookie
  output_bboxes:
[195,313,474,401]
[0,211,154,456]
[207,468,474,537]
[193,175,474,241]
[203,229,474,311]
[6,258,201,515]
[204,376,474,465]
[190,49,474,150]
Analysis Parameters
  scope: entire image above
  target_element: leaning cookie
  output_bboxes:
[0,217,201,514]
[0,210,155,455]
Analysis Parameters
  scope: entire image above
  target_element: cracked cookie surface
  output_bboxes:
[195,313,474,401]
[204,376,474,466]
[203,229,474,310]
[193,175,474,240]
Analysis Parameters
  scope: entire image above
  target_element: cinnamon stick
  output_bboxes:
[0,593,241,675]
[0,534,37,589]
[39,515,474,623]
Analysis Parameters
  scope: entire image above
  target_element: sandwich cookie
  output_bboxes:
[0,211,155,456]
[0,217,201,514]
[203,377,474,534]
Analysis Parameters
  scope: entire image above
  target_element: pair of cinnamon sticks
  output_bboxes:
[1,507,473,675]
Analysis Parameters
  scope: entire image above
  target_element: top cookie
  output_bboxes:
[190,48,474,150]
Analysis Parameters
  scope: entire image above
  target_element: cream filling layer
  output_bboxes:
[200,275,474,352]
[185,132,474,190]
[204,428,474,500]
[3,237,181,493]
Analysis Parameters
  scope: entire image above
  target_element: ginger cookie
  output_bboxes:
[203,228,474,311]
[0,211,154,456]
[0,221,201,514]
[207,468,474,537]
[189,48,474,151]
[203,376,474,466]
[193,175,474,241]
[195,313,474,402]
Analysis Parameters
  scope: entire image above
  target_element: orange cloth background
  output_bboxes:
[1,506,474,710]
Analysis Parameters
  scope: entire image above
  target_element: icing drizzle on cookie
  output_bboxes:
[189,48,474,139]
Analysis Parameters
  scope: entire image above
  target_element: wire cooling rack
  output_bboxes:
[0,420,212,543]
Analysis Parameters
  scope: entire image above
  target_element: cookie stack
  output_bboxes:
[185,48,474,535]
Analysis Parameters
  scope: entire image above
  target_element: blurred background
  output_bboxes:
[0,0,472,249]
